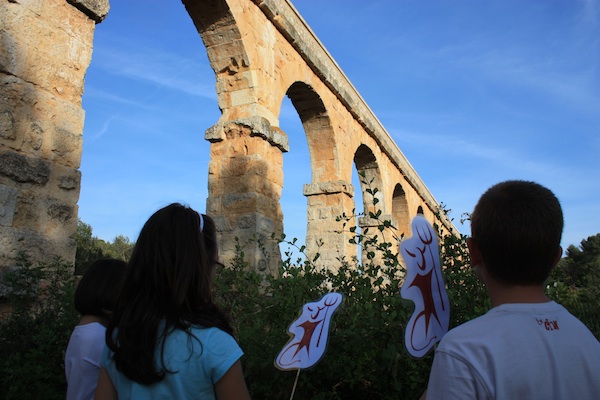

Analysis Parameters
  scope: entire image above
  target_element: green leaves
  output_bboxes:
[0,255,78,400]
[212,198,489,399]
[547,233,600,338]
[74,219,133,274]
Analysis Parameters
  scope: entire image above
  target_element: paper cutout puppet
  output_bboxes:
[400,215,450,358]
[275,292,343,370]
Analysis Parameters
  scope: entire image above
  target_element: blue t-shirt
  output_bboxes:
[101,326,243,399]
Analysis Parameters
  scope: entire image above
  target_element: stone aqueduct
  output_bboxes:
[0,0,455,275]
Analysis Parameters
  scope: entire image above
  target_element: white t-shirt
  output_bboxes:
[426,301,600,399]
[65,322,106,400]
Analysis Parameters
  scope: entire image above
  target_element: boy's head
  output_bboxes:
[469,180,563,286]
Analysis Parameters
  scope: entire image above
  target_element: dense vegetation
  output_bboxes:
[1,209,598,399]
[74,219,134,275]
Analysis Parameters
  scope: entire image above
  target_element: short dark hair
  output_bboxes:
[470,180,563,285]
[74,258,127,319]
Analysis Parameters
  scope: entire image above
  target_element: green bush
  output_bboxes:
[214,205,488,399]
[2,212,597,399]
[546,233,600,339]
[0,253,78,400]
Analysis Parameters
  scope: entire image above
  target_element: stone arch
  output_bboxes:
[392,183,410,238]
[354,144,384,217]
[283,81,355,265]
[184,0,252,105]
[181,0,458,271]
[286,82,336,184]
[353,144,391,265]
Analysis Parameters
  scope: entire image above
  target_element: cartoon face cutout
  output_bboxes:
[275,292,343,370]
[400,216,450,358]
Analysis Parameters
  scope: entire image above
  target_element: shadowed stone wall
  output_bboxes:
[0,0,108,284]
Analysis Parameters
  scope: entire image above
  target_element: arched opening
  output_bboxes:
[354,144,383,216]
[286,82,335,183]
[392,184,410,239]
[353,144,385,264]
[283,81,335,263]
[278,96,310,261]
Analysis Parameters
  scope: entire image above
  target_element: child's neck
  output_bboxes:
[79,314,108,327]
[488,282,549,307]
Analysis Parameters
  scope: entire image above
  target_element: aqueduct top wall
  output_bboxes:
[0,0,456,276]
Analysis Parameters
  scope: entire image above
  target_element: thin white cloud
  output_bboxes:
[579,0,599,26]
[392,128,591,184]
[91,114,119,141]
[83,85,159,109]
[93,40,216,100]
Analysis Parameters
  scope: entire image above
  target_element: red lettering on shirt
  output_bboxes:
[537,318,559,331]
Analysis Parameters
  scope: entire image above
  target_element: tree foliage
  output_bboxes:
[214,182,488,399]
[74,219,134,274]
[0,254,79,399]
[547,233,600,338]
[1,198,598,399]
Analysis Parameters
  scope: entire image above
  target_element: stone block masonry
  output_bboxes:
[0,0,108,279]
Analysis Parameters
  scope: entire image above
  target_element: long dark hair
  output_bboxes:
[106,203,232,384]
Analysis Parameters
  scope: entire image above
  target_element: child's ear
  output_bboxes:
[466,238,483,267]
[552,246,563,267]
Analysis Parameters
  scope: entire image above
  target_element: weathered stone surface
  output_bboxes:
[0,112,15,140]
[303,180,353,197]
[0,151,50,185]
[47,197,74,223]
[0,72,85,166]
[0,184,17,227]
[206,117,289,151]
[1,0,102,271]
[58,171,80,191]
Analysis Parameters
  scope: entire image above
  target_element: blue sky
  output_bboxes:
[79,0,600,254]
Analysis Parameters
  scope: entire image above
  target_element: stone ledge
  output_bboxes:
[303,180,353,197]
[66,0,110,23]
[358,214,394,228]
[205,116,290,152]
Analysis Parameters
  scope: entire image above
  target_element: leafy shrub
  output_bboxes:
[0,253,78,400]
[2,208,597,399]
[214,203,487,399]
[546,233,600,339]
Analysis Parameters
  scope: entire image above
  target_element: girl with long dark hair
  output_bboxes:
[94,203,250,399]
